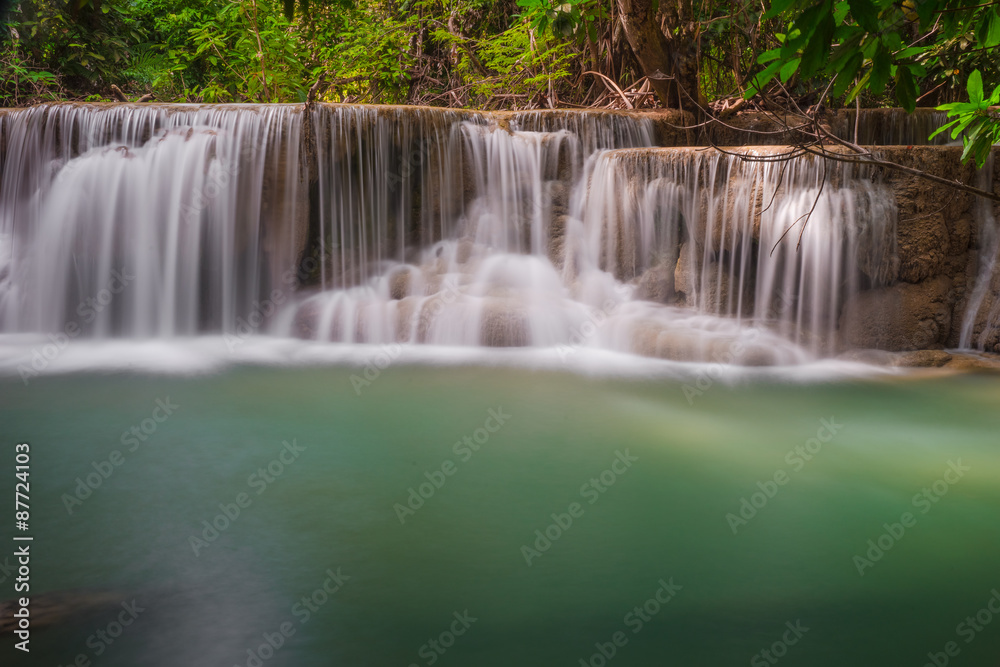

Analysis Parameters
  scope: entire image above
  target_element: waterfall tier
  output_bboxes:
[1,103,997,366]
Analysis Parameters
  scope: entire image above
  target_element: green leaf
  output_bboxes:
[795,2,832,39]
[757,48,782,64]
[846,66,872,102]
[800,12,836,78]
[831,52,863,97]
[744,60,784,98]
[895,46,926,59]
[989,83,1000,105]
[833,0,850,24]
[780,57,800,82]
[848,0,879,32]
[895,66,916,112]
[968,69,983,106]
[915,0,938,28]
[983,8,1000,49]
[763,0,797,21]
[882,31,903,50]
[928,118,959,140]
[951,113,979,139]
[869,45,891,94]
[982,10,1000,48]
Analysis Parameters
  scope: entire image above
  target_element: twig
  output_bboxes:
[582,71,633,109]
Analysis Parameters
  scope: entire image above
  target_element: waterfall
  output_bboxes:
[0,104,304,337]
[959,154,1000,350]
[569,148,897,359]
[290,108,652,347]
[0,102,925,366]
[846,108,953,145]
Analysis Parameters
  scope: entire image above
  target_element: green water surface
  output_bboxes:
[1,365,999,666]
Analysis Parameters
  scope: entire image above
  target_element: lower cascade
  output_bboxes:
[1,103,998,366]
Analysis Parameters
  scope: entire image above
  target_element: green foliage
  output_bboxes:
[751,0,1000,165]
[0,25,58,105]
[0,0,139,101]
[132,0,306,102]
[4,0,993,154]
[516,0,605,45]
[931,70,1000,167]
[0,0,620,107]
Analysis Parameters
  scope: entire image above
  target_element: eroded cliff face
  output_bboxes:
[837,147,1000,354]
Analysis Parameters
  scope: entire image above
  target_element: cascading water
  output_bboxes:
[0,104,304,337]
[563,148,897,362]
[287,117,897,363]
[0,102,935,367]
[846,108,952,145]
[288,107,656,350]
[959,154,1000,350]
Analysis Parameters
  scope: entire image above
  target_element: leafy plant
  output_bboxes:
[931,70,1000,167]
[748,0,1000,164]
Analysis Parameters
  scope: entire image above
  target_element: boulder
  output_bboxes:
[480,298,529,347]
[389,269,411,300]
[634,258,677,304]
[891,349,954,367]
[944,352,1000,372]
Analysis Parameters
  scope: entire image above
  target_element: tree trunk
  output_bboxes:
[616,0,701,110]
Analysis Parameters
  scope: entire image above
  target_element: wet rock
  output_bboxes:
[896,212,948,283]
[943,351,1000,372]
[836,349,899,365]
[480,299,529,347]
[548,214,568,268]
[394,296,419,342]
[629,319,780,365]
[389,269,411,300]
[840,276,954,350]
[892,349,954,367]
[674,243,752,315]
[455,238,475,265]
[635,260,676,304]
[291,299,321,339]
[948,215,973,256]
